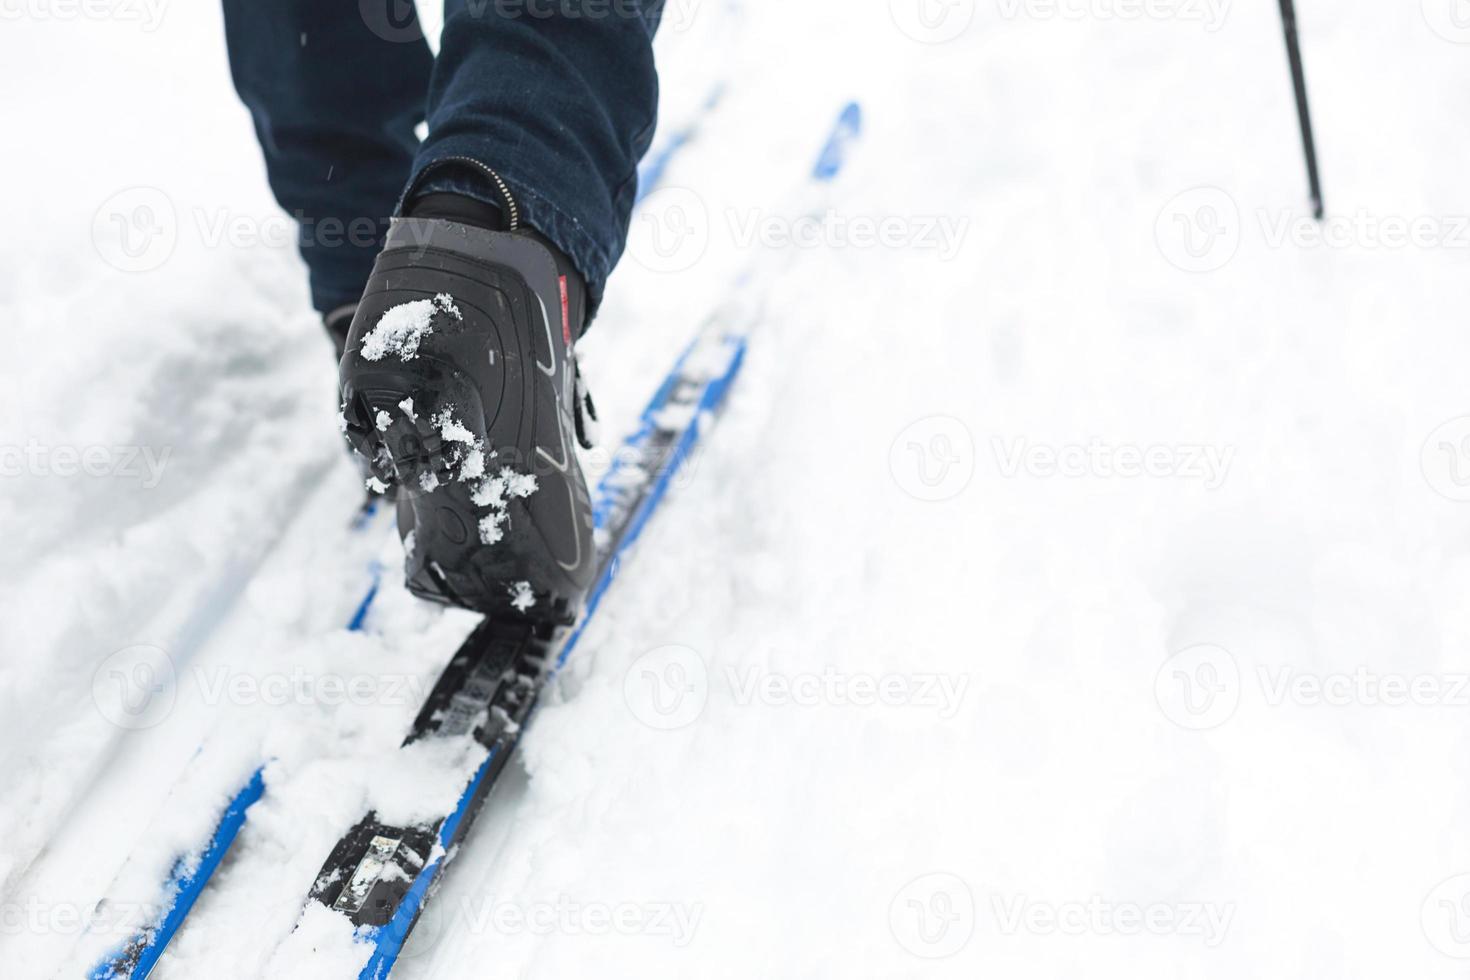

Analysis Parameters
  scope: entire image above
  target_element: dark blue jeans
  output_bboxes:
[223,0,663,314]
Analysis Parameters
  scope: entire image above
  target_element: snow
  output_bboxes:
[478,514,506,546]
[472,468,539,545]
[265,904,369,980]
[471,476,506,509]
[433,409,477,448]
[459,448,486,482]
[503,471,538,500]
[430,407,491,483]
[359,293,460,362]
[650,401,698,433]
[367,737,489,828]
[7,2,1470,980]
[508,581,537,613]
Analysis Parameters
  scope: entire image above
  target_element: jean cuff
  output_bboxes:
[399,141,615,309]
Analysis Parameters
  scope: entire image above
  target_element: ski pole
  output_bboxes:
[1278,0,1324,220]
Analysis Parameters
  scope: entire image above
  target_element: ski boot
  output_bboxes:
[337,193,596,622]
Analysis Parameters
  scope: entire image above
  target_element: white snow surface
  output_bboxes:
[6,2,1470,980]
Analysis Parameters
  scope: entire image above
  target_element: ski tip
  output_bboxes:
[811,102,863,183]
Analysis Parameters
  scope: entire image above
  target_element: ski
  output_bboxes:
[299,100,863,979]
[79,90,736,980]
[306,294,750,977]
[85,768,265,980]
[78,519,398,980]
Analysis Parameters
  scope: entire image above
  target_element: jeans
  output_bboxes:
[222,0,664,314]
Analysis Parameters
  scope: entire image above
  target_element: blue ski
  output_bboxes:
[302,100,863,980]
[85,96,855,980]
[79,90,732,980]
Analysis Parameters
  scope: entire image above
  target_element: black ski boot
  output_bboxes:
[337,194,596,622]
[327,301,396,513]
[324,302,358,361]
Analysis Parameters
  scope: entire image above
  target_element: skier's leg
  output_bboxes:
[221,1,434,325]
[338,1,665,618]
[403,0,665,310]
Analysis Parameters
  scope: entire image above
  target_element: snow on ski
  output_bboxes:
[287,100,863,980]
[78,89,733,980]
[84,769,264,980]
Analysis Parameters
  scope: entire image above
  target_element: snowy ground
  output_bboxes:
[6,0,1470,977]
